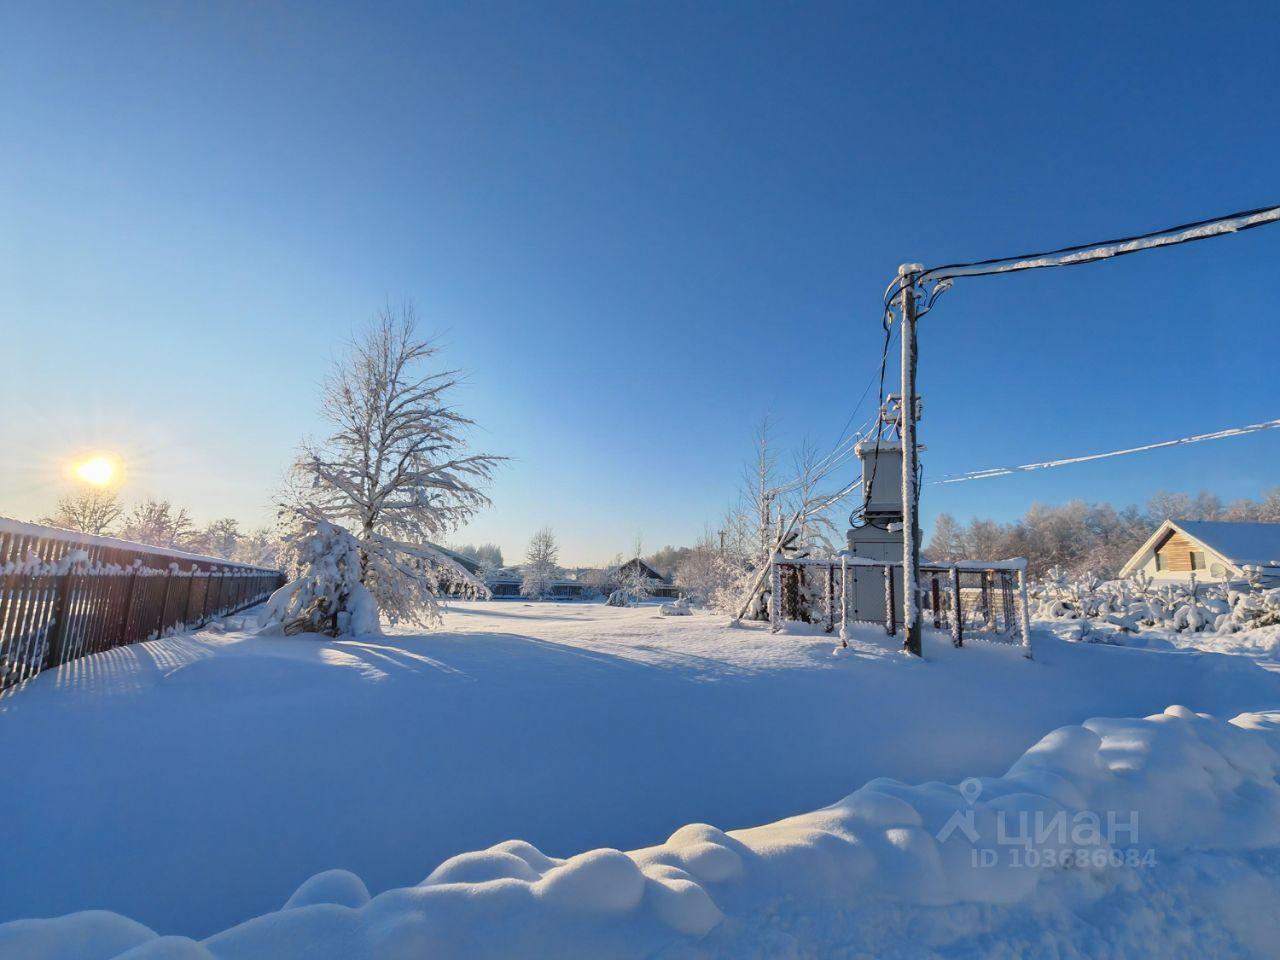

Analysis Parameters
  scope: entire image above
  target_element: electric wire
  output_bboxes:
[917,204,1280,284]
[765,316,900,502]
[932,417,1280,485]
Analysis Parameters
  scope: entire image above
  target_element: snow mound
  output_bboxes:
[0,911,159,960]
[282,869,370,910]
[11,705,1280,957]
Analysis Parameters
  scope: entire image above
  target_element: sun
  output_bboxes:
[74,455,120,487]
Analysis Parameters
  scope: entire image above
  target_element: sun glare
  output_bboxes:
[74,455,119,487]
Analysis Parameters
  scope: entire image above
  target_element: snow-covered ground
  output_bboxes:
[1046,617,1280,662]
[4,602,1280,957]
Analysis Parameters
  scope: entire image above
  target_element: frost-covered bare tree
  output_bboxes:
[283,303,502,632]
[120,499,196,549]
[42,489,122,536]
[923,513,967,562]
[674,530,725,604]
[234,526,283,569]
[788,437,840,555]
[450,542,504,574]
[521,527,560,599]
[616,558,654,604]
[644,545,692,579]
[746,417,777,565]
[923,489,1280,579]
[193,518,242,559]
[580,554,622,598]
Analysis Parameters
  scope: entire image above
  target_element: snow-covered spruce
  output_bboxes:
[10,705,1280,958]
[260,520,380,637]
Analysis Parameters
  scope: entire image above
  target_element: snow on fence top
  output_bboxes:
[779,554,1027,572]
[0,516,280,574]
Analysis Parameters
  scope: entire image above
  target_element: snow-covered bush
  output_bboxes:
[596,557,656,608]
[262,520,380,637]
[671,541,760,615]
[1031,566,1280,636]
[616,562,653,605]
[659,597,692,616]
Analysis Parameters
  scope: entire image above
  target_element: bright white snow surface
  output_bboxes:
[4,602,1280,957]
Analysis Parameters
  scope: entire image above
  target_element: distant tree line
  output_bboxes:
[41,489,280,567]
[925,488,1280,579]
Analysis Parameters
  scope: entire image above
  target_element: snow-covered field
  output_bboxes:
[4,602,1280,958]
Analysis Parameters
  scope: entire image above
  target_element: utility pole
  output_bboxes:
[898,263,923,657]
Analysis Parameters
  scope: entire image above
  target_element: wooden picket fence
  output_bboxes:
[0,519,284,696]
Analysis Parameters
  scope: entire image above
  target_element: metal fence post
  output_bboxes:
[769,556,783,632]
[1017,565,1033,660]
[184,571,197,625]
[156,572,173,639]
[950,566,963,647]
[117,570,139,646]
[45,573,75,669]
[884,565,896,637]
[825,564,835,634]
[839,556,849,645]
[981,571,993,629]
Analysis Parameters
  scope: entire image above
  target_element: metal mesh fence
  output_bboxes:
[771,557,1028,648]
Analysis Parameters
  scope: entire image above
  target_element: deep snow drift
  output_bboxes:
[9,705,1280,958]
[3,602,1280,955]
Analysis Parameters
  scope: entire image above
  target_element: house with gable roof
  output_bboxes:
[1118,519,1280,584]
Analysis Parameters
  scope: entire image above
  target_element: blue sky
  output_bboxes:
[3,1,1279,564]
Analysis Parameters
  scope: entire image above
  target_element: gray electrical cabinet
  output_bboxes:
[846,520,903,624]
[845,441,905,624]
[855,440,904,517]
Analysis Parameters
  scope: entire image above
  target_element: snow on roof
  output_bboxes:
[486,567,523,581]
[619,558,669,582]
[428,542,482,575]
[1171,519,1280,568]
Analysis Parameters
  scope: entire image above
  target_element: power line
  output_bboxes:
[905,205,1280,485]
[766,320,899,501]
[850,305,896,526]
[866,202,1280,656]
[933,416,1280,485]
[917,204,1280,284]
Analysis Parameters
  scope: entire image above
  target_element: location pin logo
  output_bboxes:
[960,778,983,806]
